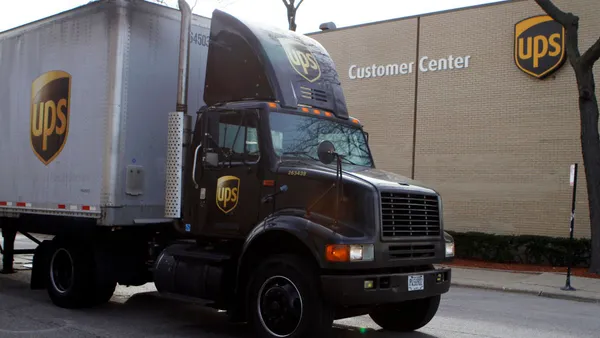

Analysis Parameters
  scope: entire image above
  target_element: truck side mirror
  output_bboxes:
[205,151,219,167]
[317,140,336,165]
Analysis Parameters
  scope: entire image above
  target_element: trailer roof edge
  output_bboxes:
[0,0,211,40]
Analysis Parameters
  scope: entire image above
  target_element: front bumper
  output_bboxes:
[321,267,451,306]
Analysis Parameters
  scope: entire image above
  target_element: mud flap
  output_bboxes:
[30,240,53,290]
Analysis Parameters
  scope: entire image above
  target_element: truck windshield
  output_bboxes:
[269,112,373,167]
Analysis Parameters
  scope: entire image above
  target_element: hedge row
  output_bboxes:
[447,231,591,267]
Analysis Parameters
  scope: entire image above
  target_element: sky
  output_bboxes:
[0,0,508,34]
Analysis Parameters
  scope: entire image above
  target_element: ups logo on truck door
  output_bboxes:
[216,175,240,214]
[279,38,321,83]
[30,70,71,165]
[514,15,566,79]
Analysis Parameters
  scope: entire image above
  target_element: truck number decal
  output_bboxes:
[287,170,307,177]
[190,32,210,47]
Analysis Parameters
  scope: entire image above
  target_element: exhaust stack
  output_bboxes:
[165,0,193,220]
[176,0,191,113]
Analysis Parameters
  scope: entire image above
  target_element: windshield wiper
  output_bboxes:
[282,151,319,161]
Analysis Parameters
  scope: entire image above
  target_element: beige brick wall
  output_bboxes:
[312,19,418,177]
[311,0,600,239]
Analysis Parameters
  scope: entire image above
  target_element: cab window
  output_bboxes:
[214,110,260,164]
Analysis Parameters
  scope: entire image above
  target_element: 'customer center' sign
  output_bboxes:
[348,54,472,80]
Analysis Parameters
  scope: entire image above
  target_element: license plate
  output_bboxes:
[408,274,424,291]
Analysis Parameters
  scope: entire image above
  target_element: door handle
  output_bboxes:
[192,143,202,189]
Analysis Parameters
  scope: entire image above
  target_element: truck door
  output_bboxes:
[198,108,263,238]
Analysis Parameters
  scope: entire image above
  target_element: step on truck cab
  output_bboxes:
[158,6,454,338]
[0,1,454,337]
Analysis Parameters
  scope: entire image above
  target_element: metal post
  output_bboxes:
[1,226,17,274]
[561,163,577,291]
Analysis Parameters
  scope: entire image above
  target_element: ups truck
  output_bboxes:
[0,0,454,337]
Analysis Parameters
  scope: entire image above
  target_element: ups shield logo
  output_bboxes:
[279,38,321,83]
[515,15,566,79]
[30,70,71,165]
[216,175,240,214]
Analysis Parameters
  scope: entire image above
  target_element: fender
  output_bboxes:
[238,211,342,271]
[233,211,345,292]
[228,209,373,321]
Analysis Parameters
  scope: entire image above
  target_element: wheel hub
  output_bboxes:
[258,276,303,337]
[50,248,74,294]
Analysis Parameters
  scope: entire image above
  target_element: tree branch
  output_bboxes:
[565,18,582,68]
[282,0,291,8]
[581,37,600,68]
[533,0,572,26]
[534,0,581,67]
[295,0,304,10]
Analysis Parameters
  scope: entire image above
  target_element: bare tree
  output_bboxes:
[282,0,304,31]
[534,0,600,273]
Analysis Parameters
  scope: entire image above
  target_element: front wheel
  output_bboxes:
[247,254,333,338]
[369,295,441,332]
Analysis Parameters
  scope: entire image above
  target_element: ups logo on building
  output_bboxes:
[216,175,240,214]
[30,71,71,165]
[514,15,566,79]
[280,38,321,83]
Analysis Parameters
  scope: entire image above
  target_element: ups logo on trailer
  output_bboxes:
[216,175,240,214]
[280,38,321,83]
[514,15,566,79]
[30,70,71,165]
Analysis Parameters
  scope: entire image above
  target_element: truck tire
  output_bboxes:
[46,239,115,309]
[247,254,333,338]
[369,295,441,332]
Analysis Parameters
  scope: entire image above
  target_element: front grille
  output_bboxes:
[380,192,441,239]
[388,244,436,259]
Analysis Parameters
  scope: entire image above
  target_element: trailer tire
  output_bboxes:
[368,295,441,332]
[46,239,115,309]
[247,254,333,338]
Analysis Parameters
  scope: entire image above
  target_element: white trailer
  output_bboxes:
[0,0,209,225]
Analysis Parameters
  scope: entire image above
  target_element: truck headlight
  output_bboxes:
[444,231,455,258]
[326,244,374,262]
[445,242,455,257]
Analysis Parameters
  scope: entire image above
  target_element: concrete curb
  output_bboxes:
[451,281,600,304]
[443,264,542,275]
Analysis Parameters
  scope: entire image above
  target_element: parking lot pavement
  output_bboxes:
[2,269,600,338]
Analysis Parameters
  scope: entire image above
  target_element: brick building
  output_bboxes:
[308,0,600,239]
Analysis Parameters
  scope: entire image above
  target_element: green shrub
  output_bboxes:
[447,231,591,267]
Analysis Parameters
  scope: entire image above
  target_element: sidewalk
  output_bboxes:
[446,265,600,304]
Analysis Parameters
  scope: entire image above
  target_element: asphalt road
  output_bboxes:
[1,272,599,338]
